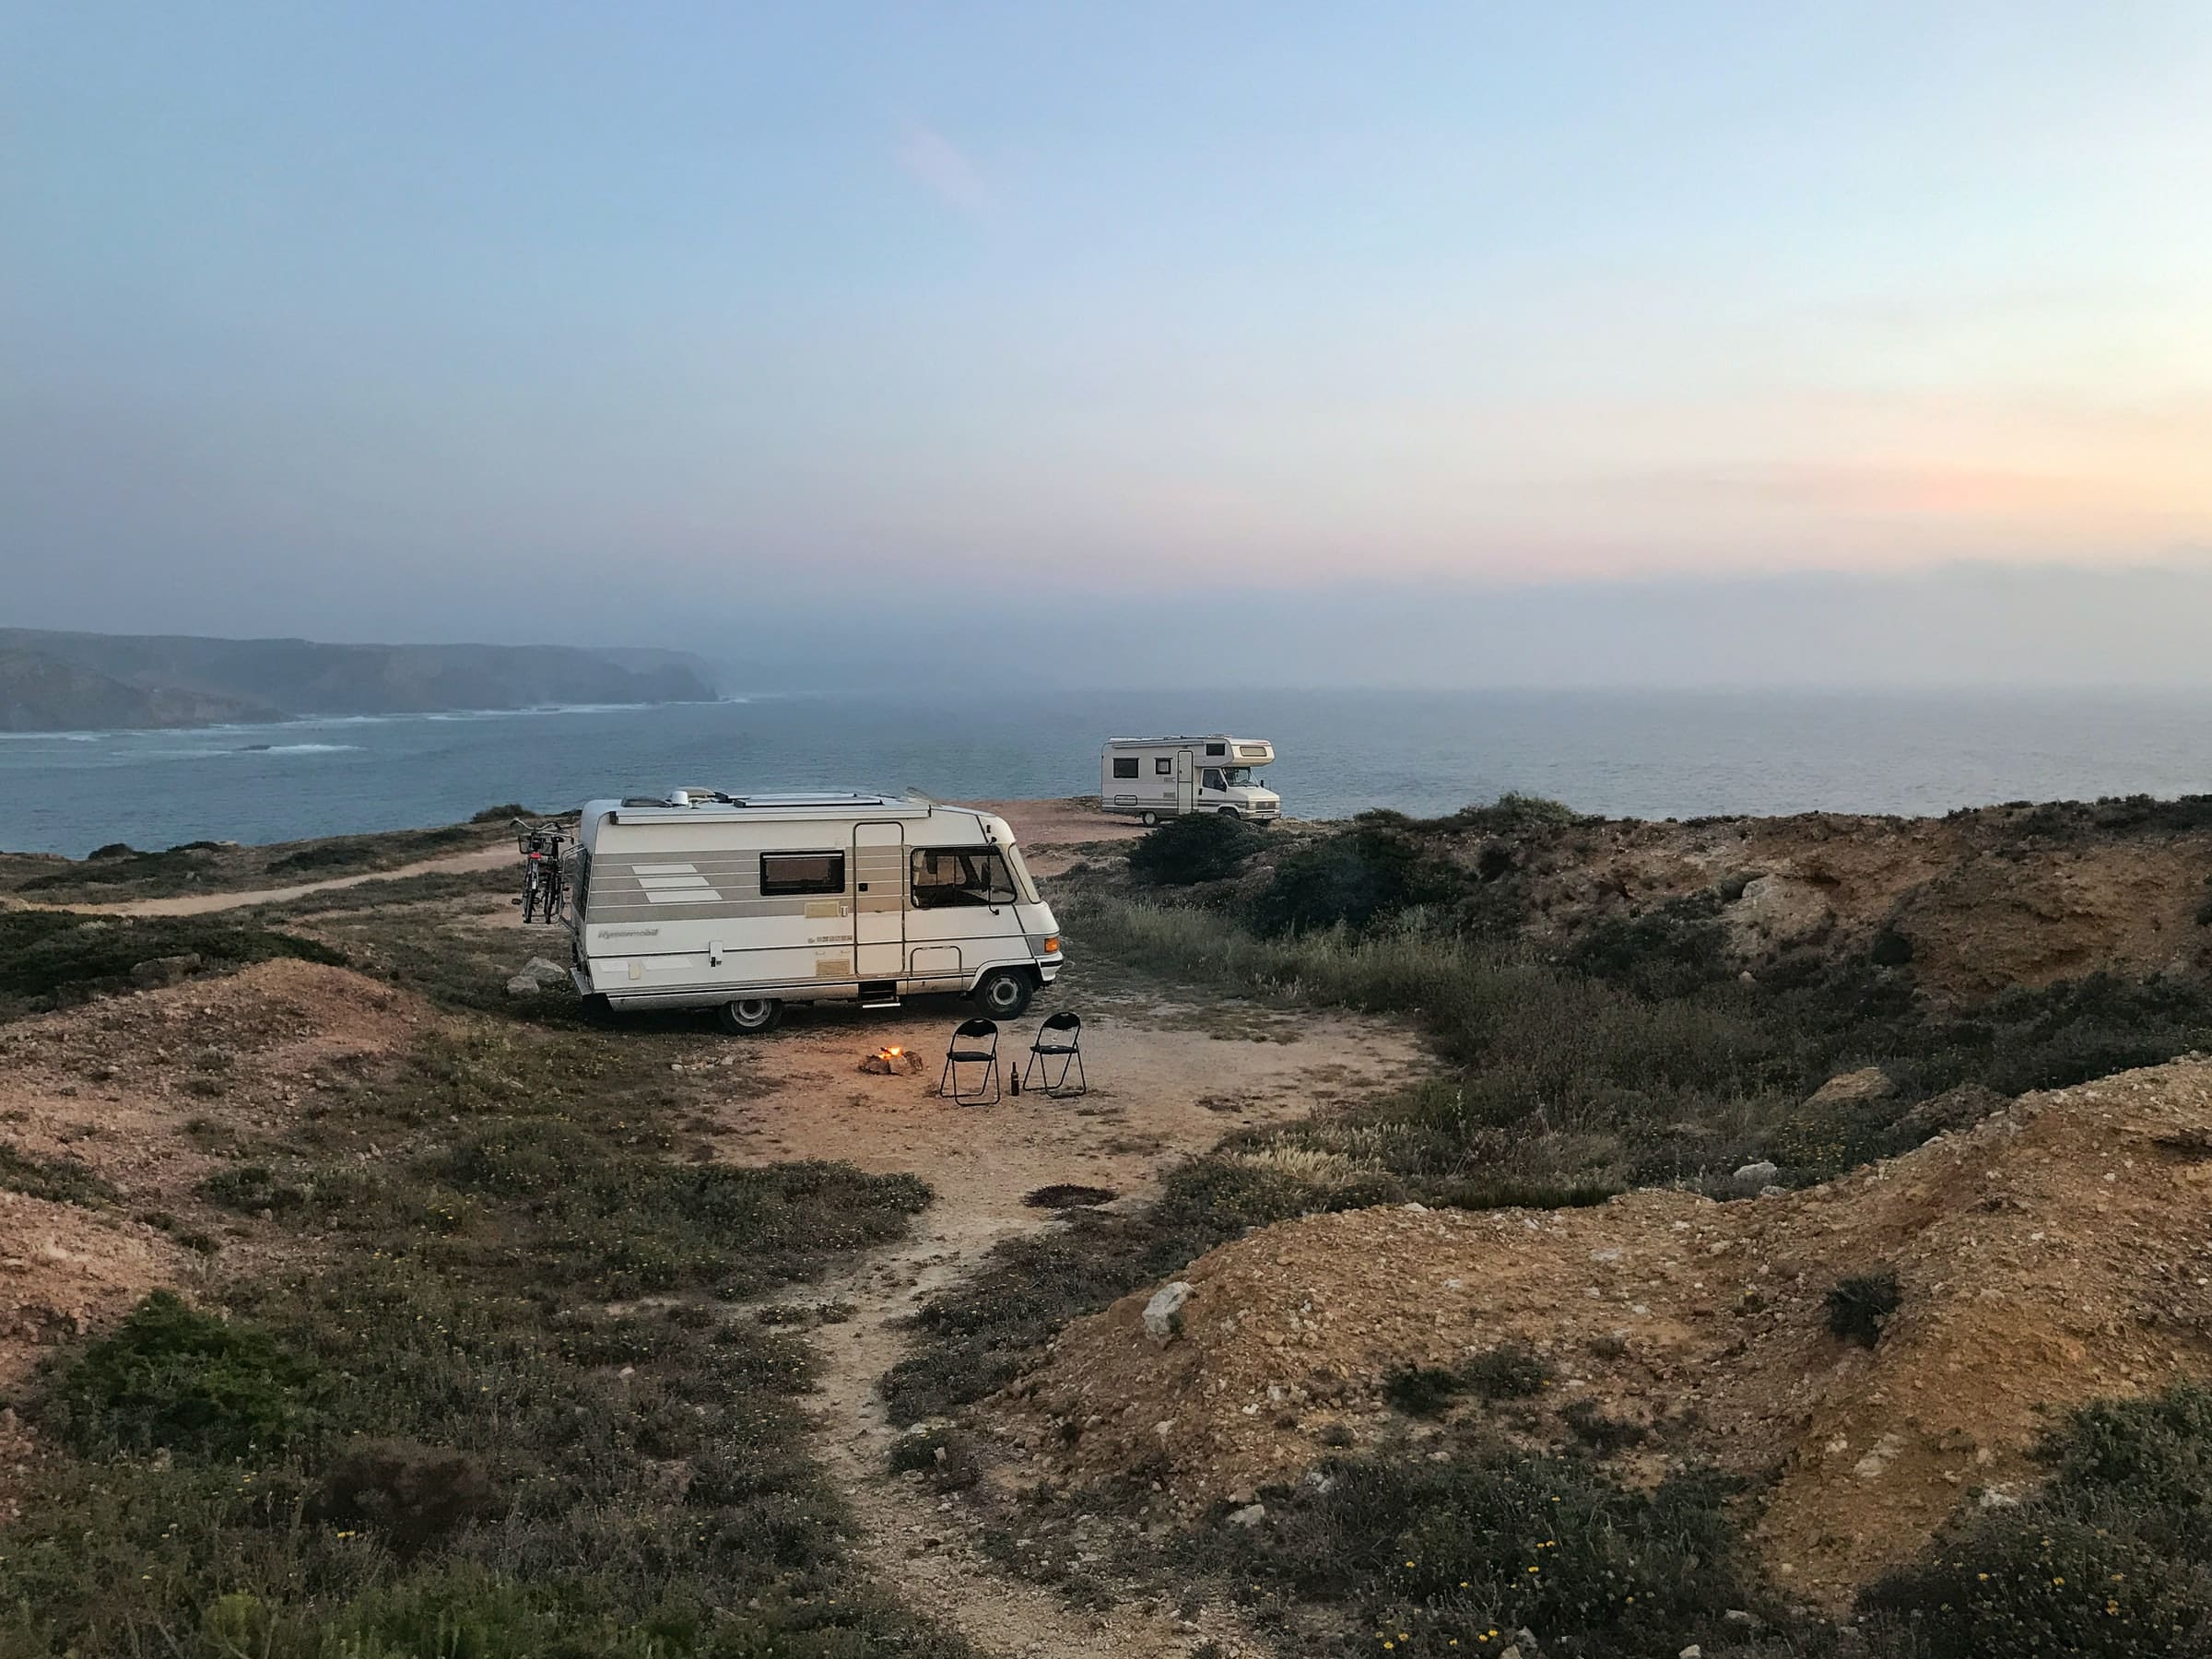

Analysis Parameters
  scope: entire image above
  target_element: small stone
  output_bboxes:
[1228,1502,1266,1526]
[129,954,202,990]
[1143,1281,1193,1345]
[1680,1647,1703,1658]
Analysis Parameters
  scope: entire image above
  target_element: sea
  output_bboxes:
[5,688,2212,858]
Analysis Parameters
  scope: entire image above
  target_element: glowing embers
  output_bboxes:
[858,1044,926,1077]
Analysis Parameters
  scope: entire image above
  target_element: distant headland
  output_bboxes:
[0,629,720,733]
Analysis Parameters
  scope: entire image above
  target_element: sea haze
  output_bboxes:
[3,688,2211,858]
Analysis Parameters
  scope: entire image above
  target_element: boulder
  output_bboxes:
[129,954,202,990]
[1731,1160,1781,1195]
[1143,1281,1193,1346]
[1805,1067,1895,1111]
[1227,1502,1266,1527]
[1896,1083,2008,1144]
[521,956,570,984]
[504,975,540,997]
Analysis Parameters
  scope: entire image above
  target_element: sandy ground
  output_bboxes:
[698,985,1424,1659]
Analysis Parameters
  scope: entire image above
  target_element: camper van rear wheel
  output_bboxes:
[1140,811,1158,828]
[718,997,783,1035]
[974,969,1033,1018]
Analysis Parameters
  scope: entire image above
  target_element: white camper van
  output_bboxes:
[1100,735,1281,825]
[559,792,1062,1032]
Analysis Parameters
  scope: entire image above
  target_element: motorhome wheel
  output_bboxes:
[1140,811,1158,827]
[974,969,1034,1018]
[718,997,784,1034]
[1217,806,1241,819]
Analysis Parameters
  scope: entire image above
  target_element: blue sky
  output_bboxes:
[5,3,2210,677]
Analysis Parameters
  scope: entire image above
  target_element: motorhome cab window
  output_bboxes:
[1112,757,1139,779]
[1203,769,1225,791]
[912,847,1018,908]
[759,851,845,897]
[1154,757,1172,775]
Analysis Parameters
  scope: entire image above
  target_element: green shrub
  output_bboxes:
[1128,812,1265,887]
[1251,825,1459,936]
[1462,1343,1551,1400]
[311,1438,495,1558]
[0,1143,118,1207]
[1863,1384,2212,1656]
[1382,1365,1464,1417]
[1210,1437,1759,1655]
[45,1291,323,1461]
[1826,1273,1901,1347]
[196,1162,310,1214]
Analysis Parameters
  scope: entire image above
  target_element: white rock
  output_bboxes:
[1143,1281,1193,1345]
[1228,1502,1266,1526]
[1731,1160,1781,1194]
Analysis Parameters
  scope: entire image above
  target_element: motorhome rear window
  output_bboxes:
[1112,757,1139,779]
[759,851,845,897]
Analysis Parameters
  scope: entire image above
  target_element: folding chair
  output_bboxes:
[1022,1011,1087,1100]
[940,1017,1002,1106]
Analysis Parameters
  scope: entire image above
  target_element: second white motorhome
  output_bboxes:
[556,791,1062,1032]
[1100,735,1281,825]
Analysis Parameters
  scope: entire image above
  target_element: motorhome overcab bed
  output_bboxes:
[1100,735,1281,824]
[563,792,1062,1032]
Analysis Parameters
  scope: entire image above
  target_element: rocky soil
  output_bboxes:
[1003,1055,2212,1606]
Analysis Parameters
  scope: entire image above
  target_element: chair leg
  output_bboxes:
[946,1053,1000,1106]
[1024,1046,1086,1100]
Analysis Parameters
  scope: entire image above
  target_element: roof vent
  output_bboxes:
[666,789,691,808]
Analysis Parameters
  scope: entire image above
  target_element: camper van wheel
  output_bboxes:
[1140,811,1158,827]
[717,997,783,1035]
[973,969,1034,1018]
[1217,806,1241,819]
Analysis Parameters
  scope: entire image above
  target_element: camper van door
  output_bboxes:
[1174,748,1196,815]
[853,821,905,976]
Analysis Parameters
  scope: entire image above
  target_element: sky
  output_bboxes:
[5,2,2211,685]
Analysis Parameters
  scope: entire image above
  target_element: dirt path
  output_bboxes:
[703,989,1423,1658]
[6,846,512,917]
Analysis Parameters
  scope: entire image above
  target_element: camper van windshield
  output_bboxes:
[912,847,1019,909]
[1220,768,1256,787]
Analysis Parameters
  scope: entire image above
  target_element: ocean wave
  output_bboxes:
[235,743,361,755]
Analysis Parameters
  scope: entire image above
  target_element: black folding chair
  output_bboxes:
[940,1017,1001,1106]
[1022,1011,1087,1100]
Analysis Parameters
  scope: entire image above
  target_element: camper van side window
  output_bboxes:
[912,847,1018,909]
[1112,757,1139,779]
[759,851,845,897]
[1154,757,1171,775]
[1206,743,1227,757]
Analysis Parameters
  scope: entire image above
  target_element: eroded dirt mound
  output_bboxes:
[1005,1055,2212,1605]
[1439,802,2212,1000]
[0,959,431,1517]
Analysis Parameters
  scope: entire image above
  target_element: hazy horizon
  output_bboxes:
[6,5,2210,682]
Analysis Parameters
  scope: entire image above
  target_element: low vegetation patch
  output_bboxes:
[1861,1382,2212,1656]
[1128,811,1265,887]
[2,1013,965,1658]
[0,1142,119,1206]
[1826,1271,1902,1347]
[0,912,345,1019]
[1202,1434,1763,1657]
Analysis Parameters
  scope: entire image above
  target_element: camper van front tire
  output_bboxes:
[973,969,1034,1018]
[717,997,784,1035]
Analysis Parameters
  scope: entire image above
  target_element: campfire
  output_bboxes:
[858,1044,925,1077]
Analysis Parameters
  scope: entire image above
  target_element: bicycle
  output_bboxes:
[513,819,569,924]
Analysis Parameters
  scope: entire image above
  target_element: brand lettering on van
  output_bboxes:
[597,928,662,939]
